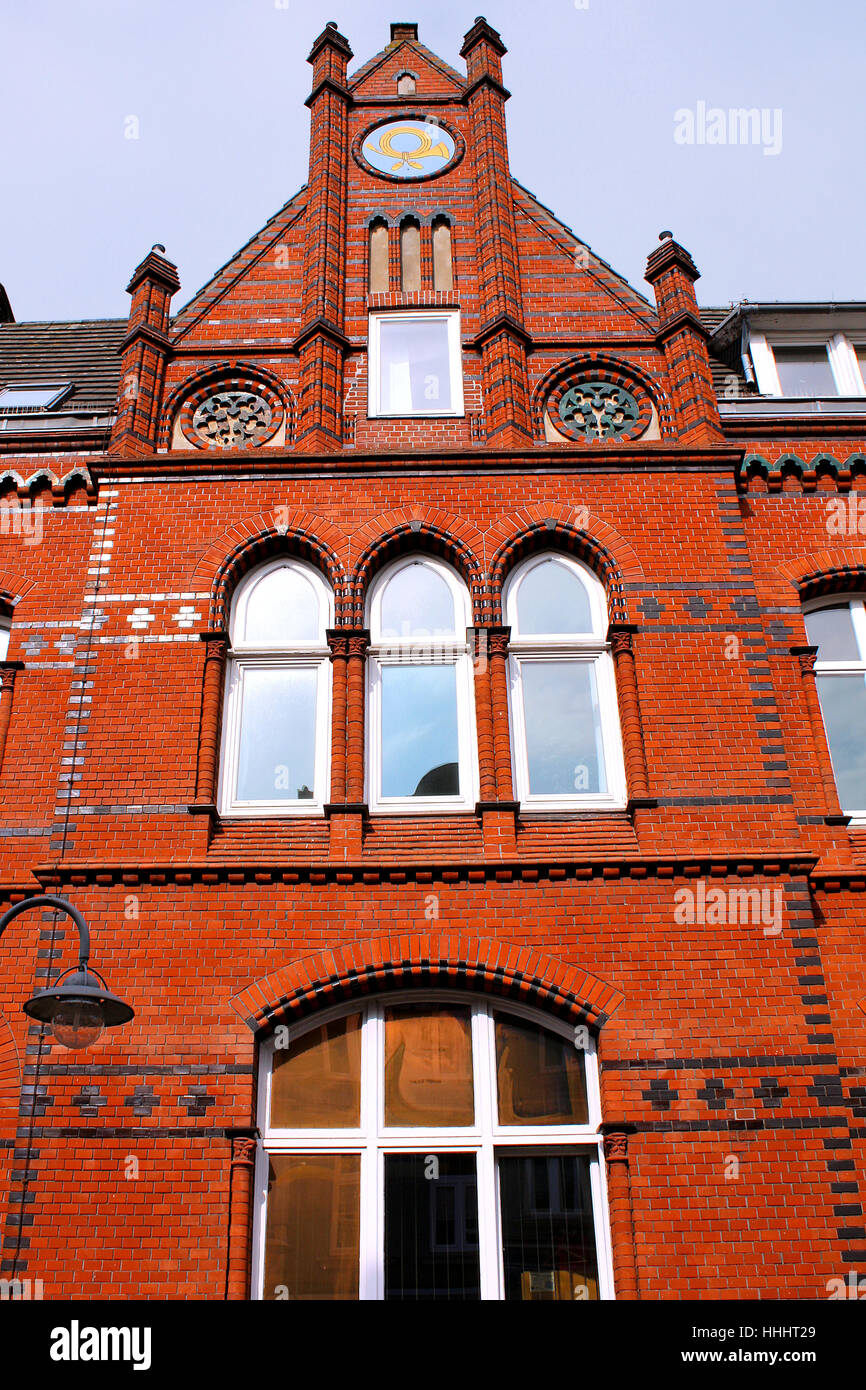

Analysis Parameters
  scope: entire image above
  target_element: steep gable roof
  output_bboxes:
[349,36,465,95]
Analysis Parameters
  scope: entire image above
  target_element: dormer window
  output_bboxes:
[0,383,71,411]
[749,332,866,398]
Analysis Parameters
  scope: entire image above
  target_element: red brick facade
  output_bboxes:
[0,18,864,1301]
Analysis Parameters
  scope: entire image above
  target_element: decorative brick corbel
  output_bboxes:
[790,645,847,824]
[0,661,24,778]
[601,1121,638,1300]
[189,631,229,818]
[225,1129,258,1300]
[607,624,654,814]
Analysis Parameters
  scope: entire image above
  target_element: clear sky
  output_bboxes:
[1,0,863,322]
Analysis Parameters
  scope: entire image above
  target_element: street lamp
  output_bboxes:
[0,894,134,1050]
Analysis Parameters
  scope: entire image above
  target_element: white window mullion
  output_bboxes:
[359,1006,381,1300]
[748,331,783,396]
[828,333,865,397]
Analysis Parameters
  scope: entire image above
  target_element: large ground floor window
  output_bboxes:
[253,993,614,1300]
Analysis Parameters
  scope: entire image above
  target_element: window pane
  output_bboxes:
[516,559,593,635]
[235,666,317,801]
[816,673,866,812]
[379,563,457,638]
[521,661,606,795]
[384,1005,474,1126]
[381,663,459,797]
[773,346,836,396]
[239,565,321,645]
[263,1155,360,1300]
[856,346,866,388]
[0,627,8,662]
[495,1012,588,1125]
[804,604,861,661]
[270,1014,361,1128]
[499,1155,599,1301]
[379,317,452,413]
[385,1154,480,1300]
[0,385,67,409]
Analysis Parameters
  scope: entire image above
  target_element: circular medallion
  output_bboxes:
[191,392,273,448]
[546,370,653,444]
[357,117,459,181]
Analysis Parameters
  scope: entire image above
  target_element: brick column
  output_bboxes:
[345,630,370,806]
[791,645,845,821]
[601,1123,639,1300]
[190,631,228,814]
[0,661,24,777]
[470,628,497,803]
[644,232,723,444]
[295,22,353,452]
[461,18,531,445]
[226,1133,257,1300]
[487,627,515,802]
[607,624,652,807]
[108,245,180,457]
[327,630,349,804]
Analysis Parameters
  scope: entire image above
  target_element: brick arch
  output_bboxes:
[777,548,866,604]
[0,1009,21,1144]
[0,572,36,616]
[230,933,624,1036]
[348,509,484,625]
[486,510,643,624]
[531,352,674,439]
[190,510,350,630]
[158,361,297,450]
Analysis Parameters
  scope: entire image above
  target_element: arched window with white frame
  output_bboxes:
[803,595,866,819]
[253,993,613,1301]
[218,558,332,815]
[366,555,477,812]
[504,553,626,810]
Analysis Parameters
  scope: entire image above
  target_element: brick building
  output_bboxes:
[0,17,864,1301]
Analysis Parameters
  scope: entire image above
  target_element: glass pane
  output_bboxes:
[0,627,8,662]
[379,317,452,413]
[270,1014,361,1128]
[239,565,320,645]
[263,1155,360,1300]
[804,604,861,661]
[384,1005,474,1126]
[381,664,459,797]
[384,1154,480,1300]
[516,559,593,635]
[857,347,866,388]
[495,1012,588,1125]
[379,563,457,639]
[499,1155,599,1301]
[235,666,317,801]
[0,385,67,409]
[521,661,606,796]
[773,346,836,396]
[816,673,866,812]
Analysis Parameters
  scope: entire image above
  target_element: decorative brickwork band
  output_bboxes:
[601,1122,638,1300]
[226,1132,257,1300]
[608,623,650,801]
[487,627,515,801]
[0,661,23,779]
[327,631,350,804]
[790,645,844,819]
[470,628,497,802]
[193,632,229,810]
[345,630,370,805]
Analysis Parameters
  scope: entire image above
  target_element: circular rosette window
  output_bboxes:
[548,376,653,443]
[354,116,463,182]
[176,379,286,450]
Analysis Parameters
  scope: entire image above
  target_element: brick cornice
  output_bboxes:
[305,76,353,109]
[462,74,511,103]
[292,317,352,354]
[469,312,532,351]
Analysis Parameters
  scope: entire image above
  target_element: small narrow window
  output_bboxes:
[432,217,453,292]
[397,72,416,96]
[368,220,389,293]
[400,218,421,293]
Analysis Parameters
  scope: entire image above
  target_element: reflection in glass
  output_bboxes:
[380,563,456,638]
[816,673,866,811]
[270,1014,361,1128]
[385,1153,480,1300]
[381,664,459,797]
[521,661,605,795]
[516,559,593,635]
[379,317,452,414]
[495,1012,588,1124]
[384,1006,474,1126]
[773,346,836,397]
[804,605,861,662]
[263,1155,360,1299]
[240,565,320,645]
[499,1154,599,1300]
[235,666,317,801]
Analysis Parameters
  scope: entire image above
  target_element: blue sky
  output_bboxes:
[1,0,862,321]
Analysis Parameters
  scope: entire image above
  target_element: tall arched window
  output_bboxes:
[366,556,477,812]
[368,218,389,293]
[218,558,332,815]
[253,994,612,1300]
[504,553,626,810]
[804,596,866,818]
[432,215,453,292]
[400,217,421,292]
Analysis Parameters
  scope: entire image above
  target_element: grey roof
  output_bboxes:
[0,319,126,413]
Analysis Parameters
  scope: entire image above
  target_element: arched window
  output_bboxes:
[432,215,453,292]
[218,558,332,815]
[366,556,477,812]
[254,993,612,1300]
[368,219,389,294]
[396,71,416,96]
[804,596,866,818]
[504,553,626,810]
[0,618,9,663]
[400,217,421,292]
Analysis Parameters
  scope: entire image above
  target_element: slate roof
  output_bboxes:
[0,318,126,413]
[701,306,750,396]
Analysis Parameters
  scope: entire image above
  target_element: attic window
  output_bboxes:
[0,383,71,411]
[397,72,416,95]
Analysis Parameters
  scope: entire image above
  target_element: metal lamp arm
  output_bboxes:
[0,894,91,968]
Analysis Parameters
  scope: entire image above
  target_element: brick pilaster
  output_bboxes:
[108,245,180,457]
[644,232,723,444]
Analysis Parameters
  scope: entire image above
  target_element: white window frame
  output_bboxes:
[504,553,627,812]
[750,330,866,398]
[366,555,478,814]
[252,990,615,1302]
[367,309,464,419]
[0,621,9,663]
[803,595,866,824]
[218,557,332,817]
[0,382,72,411]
